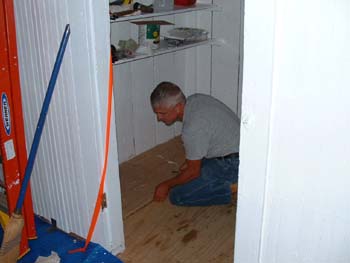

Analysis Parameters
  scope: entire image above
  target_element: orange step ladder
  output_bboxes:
[0,0,36,258]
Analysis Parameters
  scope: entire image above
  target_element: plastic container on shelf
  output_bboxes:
[174,0,196,6]
[166,27,208,42]
[153,0,174,12]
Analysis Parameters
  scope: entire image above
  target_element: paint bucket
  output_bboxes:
[137,24,160,54]
[146,24,160,46]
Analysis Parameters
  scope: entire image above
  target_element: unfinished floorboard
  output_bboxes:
[119,201,236,263]
[118,137,236,263]
[119,137,185,218]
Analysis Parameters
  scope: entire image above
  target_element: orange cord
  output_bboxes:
[69,56,114,253]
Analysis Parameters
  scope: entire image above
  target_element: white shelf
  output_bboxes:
[110,3,216,23]
[113,38,215,65]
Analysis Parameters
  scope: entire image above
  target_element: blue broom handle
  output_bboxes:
[15,24,71,213]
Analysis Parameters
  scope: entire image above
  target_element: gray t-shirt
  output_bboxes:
[181,94,240,160]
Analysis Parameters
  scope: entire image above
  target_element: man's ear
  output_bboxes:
[175,103,183,113]
[175,103,185,119]
[175,103,180,113]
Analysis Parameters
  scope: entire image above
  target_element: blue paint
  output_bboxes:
[0,216,124,263]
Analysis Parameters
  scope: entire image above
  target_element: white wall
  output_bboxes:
[14,0,124,253]
[235,0,350,262]
[212,0,243,114]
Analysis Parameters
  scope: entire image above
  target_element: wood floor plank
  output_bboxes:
[119,201,236,263]
[118,137,236,262]
[120,137,185,218]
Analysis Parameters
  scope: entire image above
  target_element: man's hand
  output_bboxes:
[153,159,201,202]
[179,162,188,171]
[153,182,170,202]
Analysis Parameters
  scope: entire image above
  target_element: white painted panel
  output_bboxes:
[183,48,197,96]
[14,0,124,253]
[212,0,242,114]
[235,0,350,262]
[261,1,350,262]
[114,63,135,163]
[234,0,276,261]
[196,7,212,95]
[173,51,187,135]
[196,45,211,95]
[130,59,156,155]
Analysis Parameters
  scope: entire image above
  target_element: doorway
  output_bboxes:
[111,0,244,261]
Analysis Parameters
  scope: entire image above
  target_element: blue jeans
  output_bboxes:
[169,155,239,206]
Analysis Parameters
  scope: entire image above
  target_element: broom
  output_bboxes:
[0,24,70,263]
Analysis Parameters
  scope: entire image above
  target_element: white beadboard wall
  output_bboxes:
[112,0,243,163]
[235,0,350,262]
[212,0,243,114]
[13,0,124,253]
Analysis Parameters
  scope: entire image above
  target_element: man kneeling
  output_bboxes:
[150,81,240,206]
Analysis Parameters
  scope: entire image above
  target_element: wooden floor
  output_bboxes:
[117,137,236,263]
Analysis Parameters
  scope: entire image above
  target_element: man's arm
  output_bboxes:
[153,159,201,201]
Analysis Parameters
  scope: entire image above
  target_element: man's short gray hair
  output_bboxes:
[150,81,186,108]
